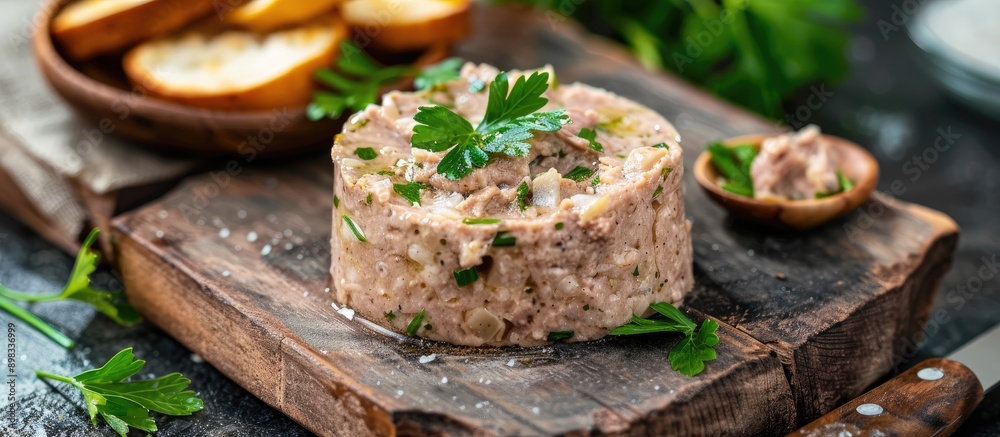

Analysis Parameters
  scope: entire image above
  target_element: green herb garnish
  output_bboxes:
[633,266,639,276]
[609,302,719,376]
[563,166,594,182]
[578,127,604,152]
[307,42,415,121]
[35,348,203,436]
[453,268,479,287]
[342,215,367,242]
[365,192,373,206]
[615,153,627,159]
[554,222,564,230]
[406,310,425,336]
[462,218,500,225]
[333,195,340,208]
[376,169,396,176]
[385,311,396,322]
[706,142,757,197]
[515,181,530,212]
[414,57,463,91]
[547,330,574,341]
[838,170,854,191]
[411,71,570,180]
[661,167,673,179]
[492,232,516,247]
[652,186,663,198]
[355,147,378,160]
[591,175,601,187]
[393,182,428,206]
[652,142,669,149]
[0,229,141,348]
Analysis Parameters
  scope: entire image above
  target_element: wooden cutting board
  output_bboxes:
[110,6,959,436]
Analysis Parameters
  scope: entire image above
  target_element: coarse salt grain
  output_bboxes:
[419,354,436,364]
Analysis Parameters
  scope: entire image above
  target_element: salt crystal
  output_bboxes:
[485,379,491,385]
[284,229,293,237]
[324,287,331,293]
[747,249,755,257]
[303,291,309,297]
[506,359,516,367]
[475,403,483,409]
[459,405,465,410]
[338,308,355,320]
[711,243,719,251]
[247,231,258,242]
[654,385,660,391]
[261,245,272,256]
[441,377,448,384]
[222,270,231,277]
[285,243,294,250]
[190,354,204,363]
[219,228,230,238]
[155,230,165,239]
[158,210,168,219]
[396,390,404,396]
[419,354,437,364]
[531,407,540,415]
[237,210,247,219]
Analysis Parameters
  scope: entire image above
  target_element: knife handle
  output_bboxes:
[790,358,984,437]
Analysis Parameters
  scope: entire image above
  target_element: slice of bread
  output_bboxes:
[227,0,343,32]
[51,0,217,61]
[123,16,347,110]
[341,0,470,51]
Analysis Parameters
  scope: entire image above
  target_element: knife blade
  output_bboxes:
[791,323,1000,437]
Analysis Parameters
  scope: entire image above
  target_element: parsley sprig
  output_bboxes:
[308,42,464,121]
[706,142,758,197]
[0,229,141,348]
[610,302,719,376]
[412,71,570,180]
[36,348,204,436]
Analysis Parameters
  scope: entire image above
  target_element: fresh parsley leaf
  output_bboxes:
[479,71,552,132]
[406,310,425,336]
[437,140,490,180]
[333,195,340,208]
[355,147,378,160]
[308,41,415,121]
[412,105,477,152]
[365,192,373,206]
[342,215,367,242]
[0,229,141,330]
[554,222,564,230]
[492,232,516,246]
[669,319,719,377]
[563,166,594,182]
[652,142,669,149]
[35,348,203,437]
[608,302,718,376]
[481,110,568,156]
[414,57,463,91]
[578,127,604,152]
[393,182,429,206]
[707,142,756,197]
[411,71,570,180]
[462,218,501,225]
[453,268,479,287]
[547,330,574,341]
[838,170,854,192]
[515,181,530,211]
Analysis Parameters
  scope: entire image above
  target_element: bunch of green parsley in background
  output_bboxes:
[497,0,863,118]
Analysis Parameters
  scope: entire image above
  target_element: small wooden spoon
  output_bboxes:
[693,133,879,230]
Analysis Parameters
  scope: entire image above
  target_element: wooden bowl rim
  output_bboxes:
[693,132,880,216]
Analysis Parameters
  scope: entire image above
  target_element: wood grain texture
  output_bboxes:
[113,159,795,436]
[791,358,983,436]
[110,5,959,436]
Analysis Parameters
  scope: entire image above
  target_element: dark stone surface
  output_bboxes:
[0,0,998,435]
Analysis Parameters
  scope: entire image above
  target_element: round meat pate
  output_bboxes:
[330,63,693,347]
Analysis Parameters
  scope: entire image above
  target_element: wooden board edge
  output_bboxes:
[784,217,959,424]
[112,218,404,437]
[636,313,797,436]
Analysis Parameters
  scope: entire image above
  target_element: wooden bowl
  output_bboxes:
[693,133,879,230]
[31,0,448,157]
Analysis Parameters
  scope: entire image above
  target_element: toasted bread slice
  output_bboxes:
[227,0,343,32]
[51,0,217,61]
[341,0,470,51]
[123,17,347,110]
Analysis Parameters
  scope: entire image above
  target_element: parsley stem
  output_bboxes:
[0,295,74,349]
[0,284,61,302]
[34,370,76,385]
